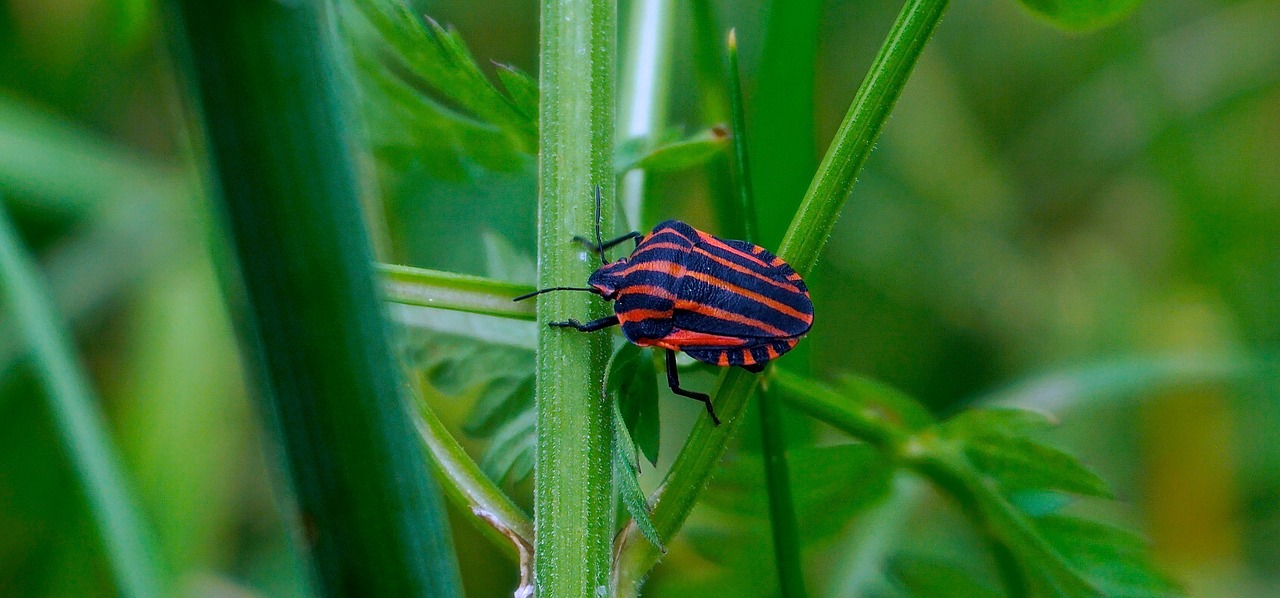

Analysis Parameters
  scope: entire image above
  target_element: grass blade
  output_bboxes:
[0,205,164,597]
[534,0,617,594]
[171,0,462,594]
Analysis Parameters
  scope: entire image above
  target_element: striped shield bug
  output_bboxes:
[514,188,813,425]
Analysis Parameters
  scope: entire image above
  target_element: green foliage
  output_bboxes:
[882,556,1001,598]
[942,409,1114,498]
[1015,0,1145,31]
[612,401,664,551]
[608,344,661,467]
[615,127,731,175]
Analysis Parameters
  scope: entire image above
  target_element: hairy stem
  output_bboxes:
[534,0,617,595]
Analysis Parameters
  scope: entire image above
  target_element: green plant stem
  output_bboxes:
[0,204,164,598]
[778,0,949,276]
[172,0,461,594]
[412,384,534,593]
[379,263,535,320]
[613,0,949,591]
[758,383,806,597]
[617,0,673,230]
[726,30,804,598]
[534,0,616,595]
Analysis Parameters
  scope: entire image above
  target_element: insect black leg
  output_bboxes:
[548,315,620,332]
[572,231,643,254]
[665,350,720,426]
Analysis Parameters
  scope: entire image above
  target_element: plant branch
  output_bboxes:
[534,0,617,595]
[379,263,535,320]
[411,380,533,594]
[0,204,165,597]
[612,0,950,590]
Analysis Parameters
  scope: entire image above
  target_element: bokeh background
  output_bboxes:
[1,0,1277,596]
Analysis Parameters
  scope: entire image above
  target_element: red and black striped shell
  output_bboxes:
[587,220,813,372]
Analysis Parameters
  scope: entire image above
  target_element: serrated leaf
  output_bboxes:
[887,555,1002,598]
[495,64,538,120]
[615,127,730,174]
[612,402,664,551]
[479,409,536,485]
[965,435,1113,498]
[1034,515,1184,597]
[944,408,1111,498]
[462,374,533,436]
[1015,0,1144,32]
[608,344,660,466]
[482,230,536,285]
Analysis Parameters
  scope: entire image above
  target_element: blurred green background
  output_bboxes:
[1,0,1277,596]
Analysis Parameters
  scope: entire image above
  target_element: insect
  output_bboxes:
[514,189,813,425]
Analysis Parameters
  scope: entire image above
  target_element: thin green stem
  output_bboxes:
[727,29,803,598]
[412,382,534,595]
[778,0,950,275]
[758,383,806,597]
[0,204,164,598]
[378,263,535,320]
[534,0,617,595]
[613,0,950,590]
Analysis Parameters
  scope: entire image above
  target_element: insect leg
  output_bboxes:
[548,315,620,332]
[665,350,720,426]
[572,231,643,254]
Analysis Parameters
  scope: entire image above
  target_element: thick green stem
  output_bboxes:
[534,0,617,595]
[613,0,950,590]
[172,1,461,594]
[0,205,164,597]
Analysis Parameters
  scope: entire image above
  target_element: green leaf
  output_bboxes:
[608,344,660,466]
[348,1,535,146]
[495,64,538,121]
[1014,0,1145,32]
[1034,515,1184,597]
[462,375,534,437]
[615,127,730,174]
[480,409,536,485]
[887,555,1002,598]
[943,407,1054,438]
[964,435,1113,498]
[612,402,664,551]
[943,408,1111,498]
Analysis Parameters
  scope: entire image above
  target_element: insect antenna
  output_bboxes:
[512,286,600,302]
